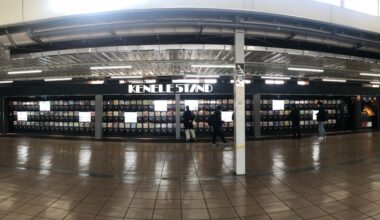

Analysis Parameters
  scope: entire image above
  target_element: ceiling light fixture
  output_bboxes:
[110,76,142,79]
[203,79,218,84]
[89,80,104,84]
[261,76,291,80]
[360,73,380,77]
[44,78,73,82]
[0,81,13,84]
[370,81,380,84]
[288,67,324,73]
[230,80,252,84]
[297,81,310,86]
[172,79,200,84]
[8,70,42,75]
[144,79,157,84]
[186,75,220,78]
[322,78,347,83]
[265,80,285,85]
[90,65,132,70]
[191,64,235,68]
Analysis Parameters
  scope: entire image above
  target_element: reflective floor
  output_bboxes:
[0,132,380,219]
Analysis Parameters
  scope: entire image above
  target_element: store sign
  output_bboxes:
[127,84,213,94]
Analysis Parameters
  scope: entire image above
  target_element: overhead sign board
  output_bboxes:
[127,84,213,94]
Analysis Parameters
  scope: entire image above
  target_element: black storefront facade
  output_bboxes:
[0,80,379,140]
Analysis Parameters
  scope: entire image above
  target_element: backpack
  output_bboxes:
[208,114,215,127]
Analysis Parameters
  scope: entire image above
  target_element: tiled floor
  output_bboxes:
[0,132,380,219]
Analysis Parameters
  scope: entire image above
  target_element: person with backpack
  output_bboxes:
[210,106,227,146]
[316,101,327,139]
[289,105,301,139]
[184,105,196,142]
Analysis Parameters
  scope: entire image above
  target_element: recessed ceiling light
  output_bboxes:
[191,64,235,68]
[322,78,346,83]
[360,73,380,77]
[265,80,285,85]
[110,76,142,79]
[186,75,220,78]
[297,81,310,86]
[44,78,73,82]
[90,65,132,70]
[8,70,42,75]
[261,76,291,80]
[288,67,324,73]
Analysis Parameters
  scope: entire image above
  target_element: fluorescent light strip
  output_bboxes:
[297,81,310,86]
[44,78,72,82]
[0,81,13,84]
[172,79,200,83]
[186,75,220,78]
[89,80,104,84]
[370,81,380,84]
[90,65,132,70]
[204,79,217,84]
[191,64,235,68]
[265,80,285,85]
[261,76,291,80]
[230,80,252,84]
[360,73,380,77]
[110,76,143,79]
[144,79,157,84]
[8,70,42,75]
[322,78,347,83]
[288,67,324,73]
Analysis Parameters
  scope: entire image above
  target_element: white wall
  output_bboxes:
[1,0,380,34]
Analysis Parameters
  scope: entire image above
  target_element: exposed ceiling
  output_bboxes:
[1,44,380,83]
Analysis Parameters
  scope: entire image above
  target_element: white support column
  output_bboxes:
[234,30,246,175]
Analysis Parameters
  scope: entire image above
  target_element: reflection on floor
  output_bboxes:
[0,133,380,219]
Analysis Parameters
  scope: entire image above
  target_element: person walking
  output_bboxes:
[211,106,227,146]
[289,105,301,139]
[317,102,327,139]
[184,106,196,142]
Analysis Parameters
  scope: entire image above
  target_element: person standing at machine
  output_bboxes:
[184,105,196,142]
[210,105,227,146]
[289,105,301,139]
[317,101,327,139]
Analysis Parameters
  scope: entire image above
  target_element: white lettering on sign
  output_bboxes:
[127,84,213,94]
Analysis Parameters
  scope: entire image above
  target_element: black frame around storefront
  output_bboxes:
[0,81,380,139]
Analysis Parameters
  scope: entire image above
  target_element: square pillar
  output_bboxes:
[95,95,103,139]
[234,30,246,175]
[175,94,181,140]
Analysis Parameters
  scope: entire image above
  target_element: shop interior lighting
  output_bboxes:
[297,81,310,86]
[186,75,220,78]
[90,65,132,70]
[230,80,252,84]
[44,78,73,82]
[8,70,42,75]
[144,79,157,84]
[360,73,380,77]
[288,67,324,73]
[172,79,200,83]
[322,78,347,83]
[203,79,218,84]
[191,64,235,68]
[0,81,13,84]
[89,80,105,84]
[261,76,291,80]
[370,81,380,84]
[110,76,142,79]
[265,80,285,85]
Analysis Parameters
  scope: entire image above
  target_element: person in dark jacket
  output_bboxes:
[184,106,196,142]
[212,106,227,146]
[289,105,301,139]
[316,102,327,139]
